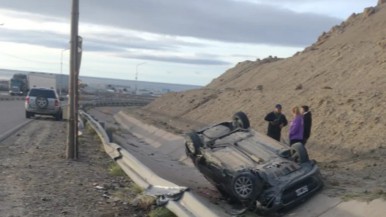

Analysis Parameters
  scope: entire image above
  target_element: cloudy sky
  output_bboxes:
[0,0,377,85]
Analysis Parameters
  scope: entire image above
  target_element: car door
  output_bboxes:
[196,148,227,184]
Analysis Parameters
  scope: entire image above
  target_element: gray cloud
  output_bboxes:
[0,28,203,53]
[0,0,341,46]
[88,32,205,52]
[118,53,231,66]
[0,28,68,49]
[0,28,222,65]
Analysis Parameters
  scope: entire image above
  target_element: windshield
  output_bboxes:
[10,79,21,86]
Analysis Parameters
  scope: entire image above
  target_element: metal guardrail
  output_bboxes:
[80,110,224,217]
[0,96,25,101]
[80,99,152,109]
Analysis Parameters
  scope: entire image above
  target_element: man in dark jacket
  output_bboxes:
[301,105,312,145]
[264,104,288,141]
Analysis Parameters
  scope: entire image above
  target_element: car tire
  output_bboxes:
[36,96,49,109]
[185,132,203,156]
[232,111,250,129]
[290,142,309,163]
[26,111,31,119]
[231,172,262,202]
[55,112,63,121]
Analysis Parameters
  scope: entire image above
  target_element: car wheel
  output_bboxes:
[55,112,63,121]
[290,143,309,163]
[26,111,31,119]
[231,172,262,202]
[232,112,250,129]
[36,96,48,109]
[185,132,203,156]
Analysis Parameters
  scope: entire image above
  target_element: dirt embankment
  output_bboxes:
[133,3,386,200]
[0,119,169,217]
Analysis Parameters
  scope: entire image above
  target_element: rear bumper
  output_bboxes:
[25,107,61,115]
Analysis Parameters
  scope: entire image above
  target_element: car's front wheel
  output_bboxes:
[25,111,31,119]
[231,172,263,202]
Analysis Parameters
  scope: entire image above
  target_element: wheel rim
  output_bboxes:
[234,176,253,198]
[36,98,47,108]
[186,139,195,153]
[233,117,242,128]
[291,149,300,163]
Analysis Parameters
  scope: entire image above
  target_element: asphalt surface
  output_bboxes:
[0,101,28,136]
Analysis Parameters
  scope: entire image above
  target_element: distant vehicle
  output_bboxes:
[25,88,63,121]
[185,112,323,214]
[9,74,28,96]
[28,72,57,91]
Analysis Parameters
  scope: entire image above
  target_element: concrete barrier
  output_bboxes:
[0,96,23,101]
[80,110,226,217]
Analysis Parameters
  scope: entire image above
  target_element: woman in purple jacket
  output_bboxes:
[289,106,304,146]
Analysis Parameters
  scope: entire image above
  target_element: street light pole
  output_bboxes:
[135,62,146,95]
[60,48,69,96]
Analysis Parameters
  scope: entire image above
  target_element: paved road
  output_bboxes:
[0,101,27,136]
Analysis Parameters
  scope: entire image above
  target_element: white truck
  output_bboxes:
[28,72,57,91]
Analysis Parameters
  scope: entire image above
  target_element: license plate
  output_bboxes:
[295,186,308,196]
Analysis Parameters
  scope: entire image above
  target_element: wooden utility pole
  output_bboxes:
[67,0,80,159]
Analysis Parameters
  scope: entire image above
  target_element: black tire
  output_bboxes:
[232,111,250,129]
[231,172,263,202]
[290,142,309,163]
[35,96,48,109]
[26,111,31,119]
[55,112,63,121]
[185,132,203,156]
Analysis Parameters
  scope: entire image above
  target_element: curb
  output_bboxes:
[0,119,34,142]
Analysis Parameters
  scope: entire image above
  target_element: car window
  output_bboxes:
[29,89,56,98]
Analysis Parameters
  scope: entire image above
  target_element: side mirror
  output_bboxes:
[59,97,65,101]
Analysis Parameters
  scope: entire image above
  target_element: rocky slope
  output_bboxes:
[141,2,386,160]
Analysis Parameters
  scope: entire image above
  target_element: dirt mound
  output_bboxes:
[137,4,386,176]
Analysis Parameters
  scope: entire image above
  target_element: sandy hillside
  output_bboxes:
[128,2,386,199]
[140,2,386,158]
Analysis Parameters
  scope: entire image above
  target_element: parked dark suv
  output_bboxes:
[185,112,323,214]
[25,88,63,121]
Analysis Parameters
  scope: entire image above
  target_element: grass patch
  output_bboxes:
[132,195,156,210]
[148,207,176,217]
[108,162,126,177]
[85,123,96,135]
[342,189,386,202]
[129,183,143,194]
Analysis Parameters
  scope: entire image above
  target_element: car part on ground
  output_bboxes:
[185,111,323,214]
[25,88,63,121]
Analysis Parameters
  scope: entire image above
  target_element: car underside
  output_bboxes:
[185,112,323,214]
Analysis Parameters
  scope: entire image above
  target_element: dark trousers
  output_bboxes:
[290,139,303,146]
[268,133,281,141]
